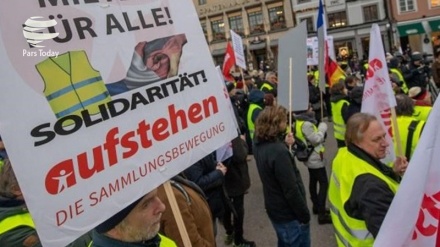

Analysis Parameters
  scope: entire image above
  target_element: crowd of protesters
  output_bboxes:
[0,45,439,247]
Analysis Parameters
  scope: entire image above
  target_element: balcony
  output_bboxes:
[211,32,226,43]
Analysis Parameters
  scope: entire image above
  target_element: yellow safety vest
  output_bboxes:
[413,105,432,122]
[0,212,35,235]
[393,116,424,160]
[389,68,408,94]
[295,120,325,153]
[260,82,274,92]
[328,147,399,247]
[247,103,262,140]
[87,234,176,247]
[331,99,349,142]
[36,51,111,121]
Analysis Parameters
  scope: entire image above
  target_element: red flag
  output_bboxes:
[222,42,236,81]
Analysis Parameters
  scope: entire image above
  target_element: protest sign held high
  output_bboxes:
[0,1,238,246]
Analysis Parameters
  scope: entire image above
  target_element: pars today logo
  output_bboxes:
[22,16,60,57]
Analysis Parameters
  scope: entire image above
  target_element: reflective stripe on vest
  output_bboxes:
[413,105,432,122]
[328,147,399,247]
[331,99,349,141]
[0,212,35,235]
[247,104,262,140]
[36,50,111,120]
[389,68,408,94]
[295,120,325,153]
[393,116,424,160]
[260,82,274,91]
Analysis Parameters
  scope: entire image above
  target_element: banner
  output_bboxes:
[306,37,318,66]
[230,30,246,69]
[277,21,309,112]
[361,24,396,164]
[375,87,440,247]
[0,1,237,246]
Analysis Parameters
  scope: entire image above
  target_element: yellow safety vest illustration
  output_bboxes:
[36,50,111,121]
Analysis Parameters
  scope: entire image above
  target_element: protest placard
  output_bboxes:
[0,1,237,246]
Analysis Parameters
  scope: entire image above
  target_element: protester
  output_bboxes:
[343,86,363,122]
[330,81,350,148]
[0,159,92,247]
[92,186,176,247]
[246,89,265,143]
[222,134,255,247]
[408,86,432,122]
[308,74,322,123]
[402,52,430,89]
[157,176,215,247]
[328,113,408,246]
[253,105,310,247]
[294,107,331,225]
[394,94,425,161]
[259,71,278,98]
[182,152,227,235]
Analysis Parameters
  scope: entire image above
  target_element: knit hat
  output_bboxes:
[408,86,427,100]
[95,197,143,233]
[225,81,235,92]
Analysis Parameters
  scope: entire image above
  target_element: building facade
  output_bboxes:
[389,0,440,55]
[294,0,392,61]
[193,0,295,72]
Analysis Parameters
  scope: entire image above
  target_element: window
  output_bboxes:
[268,6,286,30]
[198,0,206,5]
[300,16,314,32]
[200,21,207,40]
[363,5,378,22]
[431,0,440,7]
[327,11,347,28]
[298,0,311,3]
[399,0,415,12]
[248,11,264,34]
[229,15,244,36]
[211,19,225,41]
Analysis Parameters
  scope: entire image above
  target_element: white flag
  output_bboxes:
[374,88,440,246]
[361,24,396,163]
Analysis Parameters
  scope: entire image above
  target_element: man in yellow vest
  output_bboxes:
[394,94,425,161]
[0,159,92,246]
[389,58,409,94]
[328,113,408,247]
[408,86,433,122]
[259,71,278,98]
[92,187,176,247]
[330,81,350,148]
[247,89,265,143]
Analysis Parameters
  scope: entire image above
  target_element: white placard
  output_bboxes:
[0,1,237,246]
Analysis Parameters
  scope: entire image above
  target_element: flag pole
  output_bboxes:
[390,107,403,157]
[163,181,192,247]
[289,57,293,152]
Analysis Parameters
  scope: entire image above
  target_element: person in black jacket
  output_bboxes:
[253,105,311,247]
[182,153,227,235]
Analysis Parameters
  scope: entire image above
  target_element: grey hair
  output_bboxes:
[395,94,414,116]
[265,71,276,80]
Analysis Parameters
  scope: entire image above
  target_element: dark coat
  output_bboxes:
[224,137,251,197]
[253,138,310,224]
[183,153,225,219]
